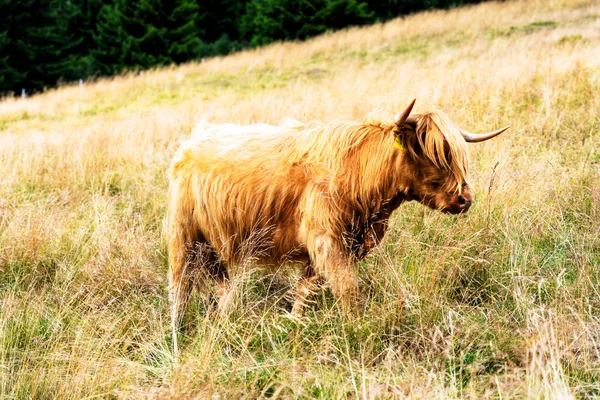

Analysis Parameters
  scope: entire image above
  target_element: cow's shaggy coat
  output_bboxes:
[167,102,507,353]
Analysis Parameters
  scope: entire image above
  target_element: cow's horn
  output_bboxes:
[395,99,416,126]
[459,126,510,142]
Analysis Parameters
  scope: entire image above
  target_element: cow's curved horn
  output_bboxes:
[406,116,418,125]
[459,126,510,142]
[394,99,416,126]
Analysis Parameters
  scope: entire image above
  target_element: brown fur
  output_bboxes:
[167,109,479,353]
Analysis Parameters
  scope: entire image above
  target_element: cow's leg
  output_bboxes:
[212,258,233,314]
[168,207,230,352]
[168,227,195,357]
[291,262,323,317]
[307,234,358,315]
[167,181,198,356]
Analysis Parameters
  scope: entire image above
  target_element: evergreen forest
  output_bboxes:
[0,0,486,94]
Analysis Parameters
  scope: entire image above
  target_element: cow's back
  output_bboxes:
[169,121,311,264]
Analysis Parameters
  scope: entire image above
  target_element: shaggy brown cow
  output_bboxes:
[167,99,507,352]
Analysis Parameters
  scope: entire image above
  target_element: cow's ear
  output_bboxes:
[393,129,415,154]
[394,133,404,150]
[395,124,422,157]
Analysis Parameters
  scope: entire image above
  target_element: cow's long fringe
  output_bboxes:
[408,112,469,193]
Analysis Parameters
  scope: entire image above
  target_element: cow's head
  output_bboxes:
[393,99,508,214]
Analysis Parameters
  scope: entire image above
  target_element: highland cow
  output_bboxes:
[167,99,508,353]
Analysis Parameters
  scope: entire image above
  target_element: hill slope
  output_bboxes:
[1,0,599,397]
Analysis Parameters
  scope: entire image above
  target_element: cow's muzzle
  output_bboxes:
[458,195,472,212]
[443,195,472,214]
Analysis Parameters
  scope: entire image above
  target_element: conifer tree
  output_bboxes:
[67,0,109,80]
[92,2,128,75]
[193,0,244,56]
[166,0,202,63]
[0,0,79,92]
[240,0,373,47]
[33,0,81,85]
[197,0,245,43]
[117,0,169,68]
[314,0,374,32]
[93,0,202,74]
[0,9,25,93]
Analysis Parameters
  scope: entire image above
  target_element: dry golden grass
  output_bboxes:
[1,0,600,398]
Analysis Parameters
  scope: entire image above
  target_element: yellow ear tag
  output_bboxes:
[394,136,404,150]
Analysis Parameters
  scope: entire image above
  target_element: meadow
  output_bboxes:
[1,0,600,397]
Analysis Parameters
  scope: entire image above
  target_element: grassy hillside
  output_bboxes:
[1,0,599,397]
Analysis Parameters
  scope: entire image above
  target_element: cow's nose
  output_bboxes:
[458,196,472,211]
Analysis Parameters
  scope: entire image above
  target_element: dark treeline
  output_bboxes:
[0,0,486,94]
